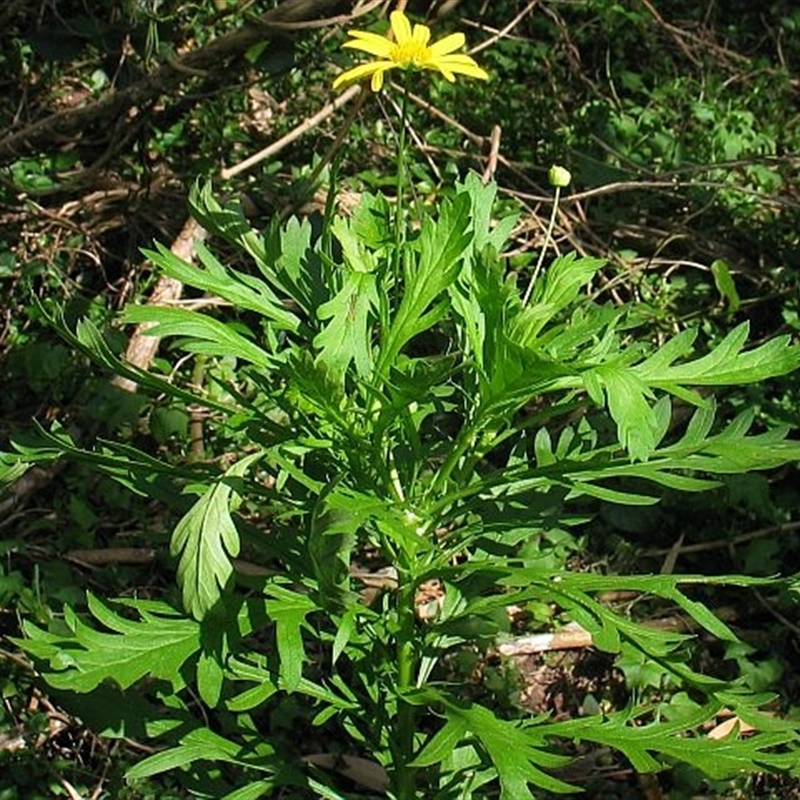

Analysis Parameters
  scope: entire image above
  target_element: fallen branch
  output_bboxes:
[111,217,206,393]
[0,0,349,165]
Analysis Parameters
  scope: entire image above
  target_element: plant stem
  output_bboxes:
[390,74,416,800]
[395,576,417,799]
[393,75,410,285]
[521,185,562,306]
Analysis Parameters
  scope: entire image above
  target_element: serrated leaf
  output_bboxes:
[171,451,263,621]
[188,181,321,314]
[221,782,276,800]
[52,315,230,412]
[17,594,201,693]
[122,306,275,370]
[548,705,800,780]
[592,366,662,461]
[142,240,299,331]
[411,717,469,768]
[635,321,800,386]
[0,451,29,491]
[264,584,319,691]
[197,648,224,708]
[513,252,606,347]
[376,192,472,376]
[711,259,741,314]
[442,700,575,797]
[314,270,378,376]
[126,727,275,781]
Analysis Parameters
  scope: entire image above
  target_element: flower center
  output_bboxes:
[390,41,429,67]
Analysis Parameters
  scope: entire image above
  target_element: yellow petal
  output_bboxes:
[332,61,393,90]
[371,69,386,92]
[390,10,412,44]
[411,23,431,47]
[428,32,465,58]
[345,30,394,52]
[433,54,489,80]
[434,66,457,82]
[342,36,395,58]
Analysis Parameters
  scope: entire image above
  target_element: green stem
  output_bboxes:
[390,74,416,800]
[521,185,562,306]
[395,576,418,799]
[393,75,410,287]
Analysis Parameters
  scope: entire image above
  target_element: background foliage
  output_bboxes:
[1,1,800,797]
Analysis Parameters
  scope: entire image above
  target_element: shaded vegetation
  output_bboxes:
[1,1,800,797]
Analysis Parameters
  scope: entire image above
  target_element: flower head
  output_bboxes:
[548,165,572,188]
[333,10,489,92]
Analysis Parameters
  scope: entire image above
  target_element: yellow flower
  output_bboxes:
[332,9,489,92]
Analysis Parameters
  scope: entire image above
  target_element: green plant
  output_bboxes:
[4,10,800,799]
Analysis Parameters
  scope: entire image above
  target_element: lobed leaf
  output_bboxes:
[171,451,263,621]
[16,594,201,693]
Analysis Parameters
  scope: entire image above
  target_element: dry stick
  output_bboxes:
[64,548,158,567]
[637,0,702,67]
[505,178,800,209]
[222,0,390,184]
[469,0,540,55]
[279,87,370,221]
[0,0,348,165]
[221,84,362,180]
[481,124,502,184]
[111,217,207,392]
[641,520,800,558]
[497,607,740,657]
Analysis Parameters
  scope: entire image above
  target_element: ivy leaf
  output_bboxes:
[171,451,263,621]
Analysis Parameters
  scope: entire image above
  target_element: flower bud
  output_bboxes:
[548,165,571,188]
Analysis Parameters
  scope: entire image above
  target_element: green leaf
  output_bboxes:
[197,647,225,708]
[221,783,276,800]
[411,692,576,798]
[44,313,231,412]
[126,727,275,781]
[456,173,517,253]
[308,482,360,611]
[17,594,201,693]
[512,252,606,347]
[142,239,299,331]
[376,192,472,376]
[411,717,469,768]
[264,583,319,692]
[635,321,800,387]
[171,451,263,621]
[548,704,800,780]
[188,181,323,315]
[122,305,276,370]
[711,259,741,315]
[592,365,663,460]
[0,451,29,491]
[314,270,378,376]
